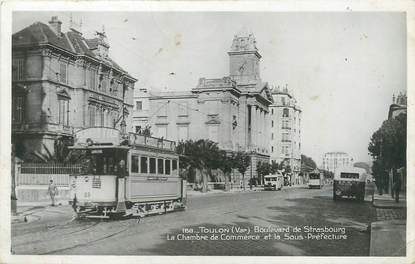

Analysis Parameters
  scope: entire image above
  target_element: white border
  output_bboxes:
[1,1,414,264]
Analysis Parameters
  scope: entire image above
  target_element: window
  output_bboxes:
[157,158,164,174]
[140,157,148,173]
[149,157,156,174]
[271,120,274,128]
[60,62,67,84]
[136,101,143,111]
[58,99,69,126]
[172,159,178,174]
[157,102,168,116]
[282,133,289,141]
[157,125,168,139]
[12,58,24,81]
[271,146,274,153]
[283,108,289,117]
[178,125,189,141]
[271,133,274,140]
[135,126,142,133]
[207,125,219,143]
[178,102,188,116]
[12,96,24,123]
[89,105,96,127]
[271,109,274,115]
[281,97,286,106]
[131,155,139,173]
[101,75,107,93]
[165,159,171,175]
[89,68,96,90]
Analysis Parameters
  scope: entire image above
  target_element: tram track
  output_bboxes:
[12,219,136,255]
[39,221,135,255]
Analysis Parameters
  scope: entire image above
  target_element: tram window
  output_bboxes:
[140,157,148,173]
[149,157,156,174]
[131,155,139,173]
[108,157,115,173]
[172,159,178,174]
[157,158,164,174]
[103,157,108,174]
[165,159,171,175]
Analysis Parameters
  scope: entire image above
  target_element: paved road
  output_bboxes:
[11,185,376,256]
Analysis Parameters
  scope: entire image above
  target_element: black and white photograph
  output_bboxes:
[1,1,413,263]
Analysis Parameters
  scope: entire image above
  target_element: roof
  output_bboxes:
[12,22,134,80]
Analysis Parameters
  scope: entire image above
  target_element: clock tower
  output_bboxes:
[228,29,261,85]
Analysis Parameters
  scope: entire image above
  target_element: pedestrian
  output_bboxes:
[47,179,58,206]
[393,171,401,203]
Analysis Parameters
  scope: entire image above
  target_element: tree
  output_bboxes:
[301,154,317,170]
[176,139,222,193]
[270,160,279,174]
[234,151,251,190]
[368,113,406,193]
[218,151,236,191]
[256,162,270,185]
[30,136,82,164]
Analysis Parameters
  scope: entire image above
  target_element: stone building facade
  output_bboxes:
[322,152,354,173]
[269,86,302,183]
[12,16,137,159]
[134,31,273,183]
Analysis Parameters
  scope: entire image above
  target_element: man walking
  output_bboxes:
[47,179,58,206]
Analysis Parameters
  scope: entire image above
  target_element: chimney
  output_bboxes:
[49,16,62,35]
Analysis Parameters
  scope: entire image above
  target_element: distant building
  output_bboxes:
[12,16,137,159]
[133,30,274,182]
[322,152,354,173]
[132,88,152,133]
[269,85,302,184]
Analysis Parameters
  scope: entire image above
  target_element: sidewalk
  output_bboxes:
[12,199,70,223]
[369,193,406,256]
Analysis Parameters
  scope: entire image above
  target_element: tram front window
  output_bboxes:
[80,148,128,176]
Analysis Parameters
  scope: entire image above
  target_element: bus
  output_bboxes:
[264,173,284,191]
[333,166,366,201]
[308,169,324,189]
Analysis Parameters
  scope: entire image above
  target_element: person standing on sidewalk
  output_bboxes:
[47,179,58,206]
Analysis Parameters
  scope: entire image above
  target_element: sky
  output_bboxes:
[12,11,406,165]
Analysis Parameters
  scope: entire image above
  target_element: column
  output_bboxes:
[259,109,264,151]
[250,105,255,150]
[255,106,259,150]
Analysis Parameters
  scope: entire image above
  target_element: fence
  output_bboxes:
[17,163,82,187]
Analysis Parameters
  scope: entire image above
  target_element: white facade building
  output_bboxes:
[322,152,354,173]
[269,85,302,184]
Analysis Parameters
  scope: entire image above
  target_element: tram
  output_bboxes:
[69,127,186,219]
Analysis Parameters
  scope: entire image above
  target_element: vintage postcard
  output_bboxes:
[0,1,413,264]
